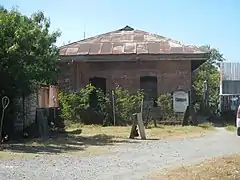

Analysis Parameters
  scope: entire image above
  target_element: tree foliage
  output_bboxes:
[0,7,61,97]
[193,45,225,113]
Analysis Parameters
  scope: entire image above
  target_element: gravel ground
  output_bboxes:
[1,128,240,180]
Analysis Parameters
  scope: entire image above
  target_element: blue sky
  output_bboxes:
[2,0,239,61]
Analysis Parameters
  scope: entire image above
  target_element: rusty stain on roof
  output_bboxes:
[59,26,207,56]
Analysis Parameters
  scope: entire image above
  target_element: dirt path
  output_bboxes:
[0,128,240,180]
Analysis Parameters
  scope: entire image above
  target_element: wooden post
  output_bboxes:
[190,105,198,126]
[182,105,189,126]
[129,113,147,140]
[137,113,146,140]
[129,114,138,139]
[140,98,144,114]
[153,116,157,128]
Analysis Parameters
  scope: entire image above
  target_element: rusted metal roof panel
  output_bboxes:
[101,42,112,54]
[171,47,184,53]
[133,34,144,42]
[89,43,101,54]
[136,43,148,54]
[221,62,240,81]
[77,43,91,55]
[59,48,67,55]
[112,43,124,54]
[59,26,207,56]
[124,43,136,54]
[147,42,160,54]
[159,41,170,53]
[65,48,79,56]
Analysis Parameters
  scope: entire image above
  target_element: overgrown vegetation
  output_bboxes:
[59,85,143,126]
[193,45,225,115]
[0,7,60,135]
[0,7,60,97]
[157,93,175,120]
[113,86,143,125]
[59,84,95,122]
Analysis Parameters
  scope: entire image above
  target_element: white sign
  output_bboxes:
[173,91,189,113]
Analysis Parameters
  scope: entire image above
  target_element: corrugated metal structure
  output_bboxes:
[220,62,240,113]
[221,62,240,81]
[220,62,240,94]
[222,81,240,94]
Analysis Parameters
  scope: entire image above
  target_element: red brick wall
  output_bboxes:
[58,60,191,94]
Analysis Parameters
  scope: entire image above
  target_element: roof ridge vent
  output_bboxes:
[119,25,134,31]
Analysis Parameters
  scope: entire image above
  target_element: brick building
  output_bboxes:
[59,26,209,104]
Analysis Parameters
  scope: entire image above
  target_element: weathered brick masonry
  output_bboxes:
[58,60,191,94]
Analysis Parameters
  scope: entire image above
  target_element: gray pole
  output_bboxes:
[112,90,116,126]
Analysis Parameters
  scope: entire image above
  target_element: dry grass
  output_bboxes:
[0,151,37,159]
[225,125,236,132]
[150,154,240,180]
[0,123,214,157]
[67,122,214,141]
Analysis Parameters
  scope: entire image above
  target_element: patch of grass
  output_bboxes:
[145,124,213,139]
[68,122,214,141]
[0,151,36,159]
[64,121,83,130]
[2,123,214,156]
[1,132,121,156]
[150,154,240,180]
[198,122,214,130]
[225,125,236,132]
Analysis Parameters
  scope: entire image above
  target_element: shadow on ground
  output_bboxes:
[208,115,236,128]
[1,130,139,154]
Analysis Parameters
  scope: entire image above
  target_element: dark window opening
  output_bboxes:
[140,76,158,107]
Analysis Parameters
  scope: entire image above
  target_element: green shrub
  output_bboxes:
[95,89,112,125]
[157,93,185,122]
[58,84,95,122]
[156,93,173,119]
[59,84,143,126]
[113,86,143,125]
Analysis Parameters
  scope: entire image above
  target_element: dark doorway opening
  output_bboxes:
[140,76,158,107]
[88,77,107,124]
[89,77,106,108]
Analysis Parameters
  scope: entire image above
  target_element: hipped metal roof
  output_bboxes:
[59,25,208,56]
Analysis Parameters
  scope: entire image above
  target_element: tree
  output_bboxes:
[193,45,225,114]
[0,7,61,136]
[0,7,61,98]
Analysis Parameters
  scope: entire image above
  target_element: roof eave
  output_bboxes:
[59,52,209,62]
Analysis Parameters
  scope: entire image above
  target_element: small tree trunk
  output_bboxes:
[182,105,189,126]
